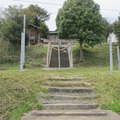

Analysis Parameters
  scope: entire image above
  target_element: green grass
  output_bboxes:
[25,44,47,68]
[0,43,120,119]
[73,42,118,66]
[0,66,120,119]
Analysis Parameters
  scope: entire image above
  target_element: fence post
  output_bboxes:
[58,44,61,71]
[117,46,120,70]
[46,41,50,67]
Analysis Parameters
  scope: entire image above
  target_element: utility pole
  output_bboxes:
[20,32,24,73]
[109,33,113,74]
[23,14,26,64]
[20,15,26,73]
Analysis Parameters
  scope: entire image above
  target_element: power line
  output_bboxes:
[0,7,119,19]
[13,0,62,6]
[13,0,120,12]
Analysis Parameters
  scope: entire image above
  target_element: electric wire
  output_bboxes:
[13,0,120,12]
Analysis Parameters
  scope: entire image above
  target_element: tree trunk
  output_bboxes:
[79,40,84,62]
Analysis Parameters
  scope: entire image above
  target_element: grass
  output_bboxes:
[0,66,120,119]
[0,44,47,69]
[73,42,118,66]
[0,43,120,119]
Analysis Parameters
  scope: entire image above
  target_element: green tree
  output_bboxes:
[56,0,105,61]
[39,21,49,38]
[25,4,50,26]
[114,17,120,45]
[0,4,50,48]
[0,5,23,47]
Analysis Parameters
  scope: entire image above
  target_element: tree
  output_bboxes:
[39,21,49,38]
[25,4,50,26]
[0,4,50,48]
[114,17,120,45]
[56,0,105,61]
[0,5,23,47]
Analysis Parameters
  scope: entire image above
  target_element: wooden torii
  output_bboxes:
[42,39,77,68]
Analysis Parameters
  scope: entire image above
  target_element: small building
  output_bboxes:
[28,24,40,45]
[47,31,58,40]
[107,32,118,43]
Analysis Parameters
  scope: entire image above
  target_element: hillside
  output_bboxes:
[73,42,118,67]
[0,42,118,69]
[0,44,47,69]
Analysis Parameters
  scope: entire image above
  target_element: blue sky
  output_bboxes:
[0,0,120,31]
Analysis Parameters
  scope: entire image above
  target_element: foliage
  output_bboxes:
[0,5,23,47]
[25,4,50,26]
[0,4,49,48]
[114,17,120,45]
[25,44,47,68]
[38,21,49,38]
[0,40,20,63]
[56,0,105,61]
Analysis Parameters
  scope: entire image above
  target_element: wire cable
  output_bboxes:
[13,0,120,12]
[13,0,62,6]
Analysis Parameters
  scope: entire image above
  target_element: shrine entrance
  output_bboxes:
[45,39,76,68]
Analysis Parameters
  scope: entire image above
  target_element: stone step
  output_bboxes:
[43,81,92,87]
[42,103,99,110]
[48,77,86,81]
[38,94,97,100]
[39,99,93,104]
[47,87,94,93]
[28,110,107,116]
[50,48,70,67]
[40,92,97,97]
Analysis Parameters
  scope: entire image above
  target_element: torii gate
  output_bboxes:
[43,39,77,68]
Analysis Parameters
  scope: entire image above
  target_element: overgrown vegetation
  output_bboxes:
[114,17,120,45]
[0,43,47,68]
[25,44,47,68]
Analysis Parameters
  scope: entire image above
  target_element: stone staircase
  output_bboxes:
[49,47,70,68]
[21,78,120,120]
[37,78,106,115]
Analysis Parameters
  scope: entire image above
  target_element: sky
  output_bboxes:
[0,0,120,31]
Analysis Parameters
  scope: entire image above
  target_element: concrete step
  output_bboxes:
[43,81,93,87]
[47,87,94,93]
[50,48,70,68]
[39,99,93,104]
[48,77,86,81]
[27,110,107,116]
[21,110,120,120]
[38,94,97,100]
[40,92,97,97]
[42,103,99,110]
